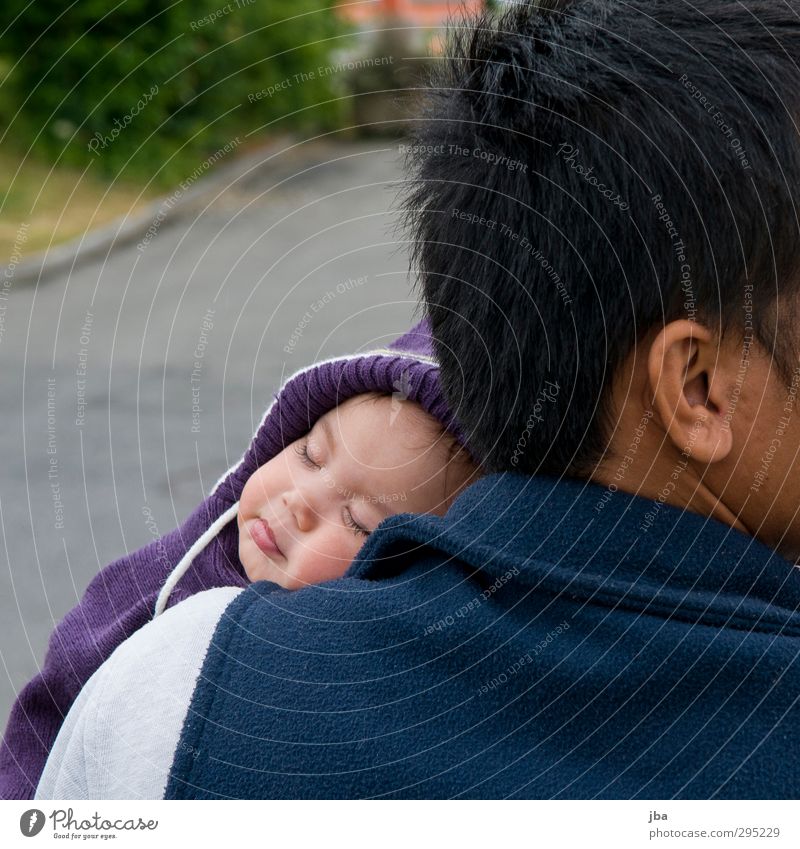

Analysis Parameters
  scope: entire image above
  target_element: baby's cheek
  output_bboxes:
[295,530,362,584]
[237,489,255,523]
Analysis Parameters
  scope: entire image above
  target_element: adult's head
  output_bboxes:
[403,0,800,559]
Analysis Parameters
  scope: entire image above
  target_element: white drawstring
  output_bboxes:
[154,501,240,617]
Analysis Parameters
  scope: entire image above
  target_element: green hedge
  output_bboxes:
[0,0,352,185]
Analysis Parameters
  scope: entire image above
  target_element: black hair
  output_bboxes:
[401,0,800,476]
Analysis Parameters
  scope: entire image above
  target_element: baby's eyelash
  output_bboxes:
[294,440,367,538]
[343,506,370,538]
[294,440,320,469]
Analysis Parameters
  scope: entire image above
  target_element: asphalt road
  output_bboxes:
[0,139,418,728]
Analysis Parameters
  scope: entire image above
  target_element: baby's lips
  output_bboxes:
[251,517,284,558]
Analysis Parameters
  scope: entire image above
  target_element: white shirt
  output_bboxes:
[36,587,243,800]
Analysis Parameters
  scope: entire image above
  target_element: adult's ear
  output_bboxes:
[647,320,734,464]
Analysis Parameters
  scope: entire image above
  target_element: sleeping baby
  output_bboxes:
[236,392,476,589]
[0,325,479,799]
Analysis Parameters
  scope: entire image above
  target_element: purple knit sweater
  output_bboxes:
[0,320,454,799]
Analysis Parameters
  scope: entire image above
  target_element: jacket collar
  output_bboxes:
[358,473,800,633]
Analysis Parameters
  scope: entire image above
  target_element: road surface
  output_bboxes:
[0,139,418,730]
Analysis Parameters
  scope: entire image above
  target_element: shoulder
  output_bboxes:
[36,586,243,800]
[163,569,495,799]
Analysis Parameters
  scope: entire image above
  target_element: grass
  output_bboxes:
[0,147,157,266]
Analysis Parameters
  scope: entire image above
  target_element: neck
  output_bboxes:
[591,419,752,537]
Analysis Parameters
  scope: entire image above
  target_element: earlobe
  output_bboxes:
[648,321,734,465]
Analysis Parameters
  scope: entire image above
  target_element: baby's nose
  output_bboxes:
[284,489,317,533]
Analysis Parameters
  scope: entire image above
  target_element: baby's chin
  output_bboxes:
[240,547,292,588]
[239,540,352,589]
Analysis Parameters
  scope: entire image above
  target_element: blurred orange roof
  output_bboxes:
[336,0,485,28]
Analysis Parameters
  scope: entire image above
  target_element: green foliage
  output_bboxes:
[0,0,353,186]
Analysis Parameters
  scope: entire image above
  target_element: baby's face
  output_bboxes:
[237,395,467,589]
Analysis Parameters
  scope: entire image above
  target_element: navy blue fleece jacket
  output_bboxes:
[164,473,800,799]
